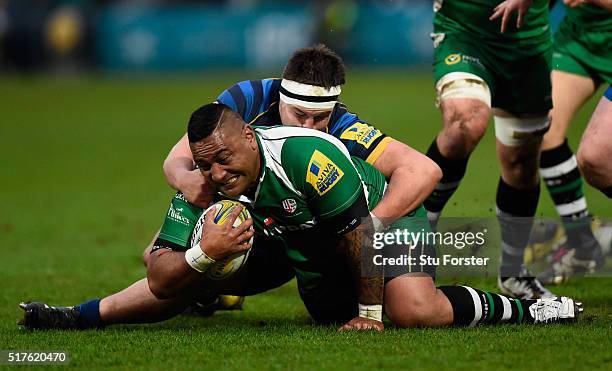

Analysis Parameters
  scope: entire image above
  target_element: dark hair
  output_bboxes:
[282,44,346,89]
[187,103,232,143]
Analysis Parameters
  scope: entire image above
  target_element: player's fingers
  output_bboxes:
[203,205,218,225]
[489,5,504,20]
[236,229,254,246]
[224,205,244,229]
[516,9,524,29]
[231,217,253,237]
[501,8,512,33]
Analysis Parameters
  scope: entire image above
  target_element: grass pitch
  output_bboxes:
[0,72,610,370]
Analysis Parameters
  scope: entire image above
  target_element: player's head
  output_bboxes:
[188,103,260,197]
[279,44,346,131]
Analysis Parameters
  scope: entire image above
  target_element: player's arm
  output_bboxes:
[335,118,441,227]
[163,81,258,207]
[316,191,385,332]
[163,134,214,208]
[338,221,385,332]
[284,138,384,331]
[371,140,442,229]
[147,198,253,299]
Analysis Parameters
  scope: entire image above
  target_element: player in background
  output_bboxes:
[577,86,612,196]
[425,0,555,299]
[529,0,612,284]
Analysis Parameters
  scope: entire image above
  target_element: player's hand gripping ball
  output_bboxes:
[191,200,253,280]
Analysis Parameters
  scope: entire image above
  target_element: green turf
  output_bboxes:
[0,72,610,370]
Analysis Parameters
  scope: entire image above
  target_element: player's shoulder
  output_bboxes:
[328,103,378,135]
[225,78,280,98]
[255,126,347,155]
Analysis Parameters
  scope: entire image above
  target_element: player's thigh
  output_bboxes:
[383,206,438,280]
[384,273,453,327]
[578,92,612,177]
[493,49,553,117]
[433,35,493,152]
[433,34,493,124]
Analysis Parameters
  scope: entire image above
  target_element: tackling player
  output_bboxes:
[425,0,556,299]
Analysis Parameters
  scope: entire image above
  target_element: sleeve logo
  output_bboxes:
[444,53,462,65]
[306,150,344,196]
[339,122,382,148]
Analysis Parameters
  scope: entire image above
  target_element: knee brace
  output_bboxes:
[494,115,550,147]
[436,72,491,108]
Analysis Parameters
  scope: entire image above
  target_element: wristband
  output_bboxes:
[358,303,383,322]
[370,212,385,233]
[184,245,215,273]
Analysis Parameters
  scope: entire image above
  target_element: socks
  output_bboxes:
[75,299,101,328]
[439,285,537,326]
[540,140,597,259]
[603,186,612,199]
[424,139,469,224]
[497,179,540,278]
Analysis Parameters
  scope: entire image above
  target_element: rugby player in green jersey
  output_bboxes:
[19,103,583,330]
[425,0,557,299]
[151,45,442,312]
[18,46,444,329]
[528,0,612,284]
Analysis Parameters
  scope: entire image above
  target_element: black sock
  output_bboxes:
[540,140,596,259]
[424,139,469,222]
[439,285,537,326]
[497,179,540,277]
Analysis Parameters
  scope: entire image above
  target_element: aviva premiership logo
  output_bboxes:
[306,150,344,196]
[445,53,461,65]
[282,198,297,214]
[340,122,382,149]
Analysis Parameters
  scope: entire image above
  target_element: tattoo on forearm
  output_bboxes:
[343,227,384,306]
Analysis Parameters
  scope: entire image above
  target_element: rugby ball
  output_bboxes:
[190,199,253,280]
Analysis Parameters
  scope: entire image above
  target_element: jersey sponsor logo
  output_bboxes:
[167,204,191,225]
[306,150,344,196]
[174,192,187,202]
[445,53,461,65]
[261,218,316,237]
[340,122,382,149]
[282,198,297,214]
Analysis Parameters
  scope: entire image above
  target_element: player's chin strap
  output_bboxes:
[359,304,383,322]
[279,79,341,109]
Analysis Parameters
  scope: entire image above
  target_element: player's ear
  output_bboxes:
[244,125,257,150]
